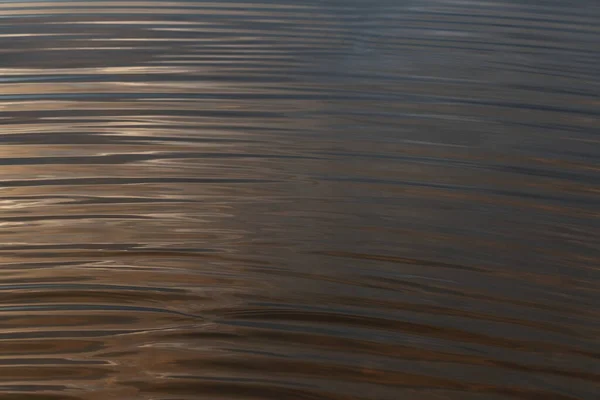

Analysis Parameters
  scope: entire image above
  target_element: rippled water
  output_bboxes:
[1,0,599,399]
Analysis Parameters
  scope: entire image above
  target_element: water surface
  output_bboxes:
[0,1,599,399]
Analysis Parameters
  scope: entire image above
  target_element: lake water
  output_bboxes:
[0,1,599,399]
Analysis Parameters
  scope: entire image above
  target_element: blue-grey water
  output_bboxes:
[0,1,599,399]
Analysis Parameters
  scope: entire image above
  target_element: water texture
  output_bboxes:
[0,0,599,399]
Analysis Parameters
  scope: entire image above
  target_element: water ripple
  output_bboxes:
[0,0,598,399]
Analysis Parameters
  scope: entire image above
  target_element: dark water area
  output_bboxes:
[1,0,599,399]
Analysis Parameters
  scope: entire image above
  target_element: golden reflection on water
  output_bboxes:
[0,0,598,399]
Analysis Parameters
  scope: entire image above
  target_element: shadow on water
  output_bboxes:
[0,0,598,399]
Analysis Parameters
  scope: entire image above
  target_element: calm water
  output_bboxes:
[1,1,599,399]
